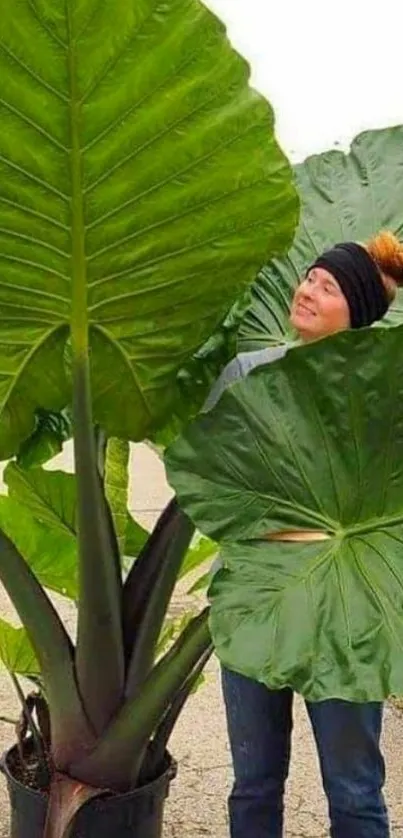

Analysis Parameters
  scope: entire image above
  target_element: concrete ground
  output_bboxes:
[0,444,403,837]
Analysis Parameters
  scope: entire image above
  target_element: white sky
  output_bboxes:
[205,0,403,162]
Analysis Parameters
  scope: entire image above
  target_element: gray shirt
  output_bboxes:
[203,345,288,413]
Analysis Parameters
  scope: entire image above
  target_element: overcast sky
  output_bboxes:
[205,0,403,161]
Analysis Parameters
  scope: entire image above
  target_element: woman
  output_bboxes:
[205,231,403,838]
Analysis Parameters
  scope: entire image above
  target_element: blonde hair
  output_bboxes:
[365,231,403,304]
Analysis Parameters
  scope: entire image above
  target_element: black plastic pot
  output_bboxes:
[0,745,176,838]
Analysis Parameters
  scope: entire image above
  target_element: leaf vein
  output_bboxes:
[83,35,209,154]
[350,540,403,654]
[90,216,279,302]
[91,325,153,422]
[88,175,273,264]
[87,122,263,230]
[0,97,68,152]
[84,81,242,195]
[0,156,69,202]
[0,197,69,231]
[0,277,68,305]
[0,42,68,102]
[0,253,69,283]
[80,0,162,104]
[26,0,68,50]
[0,325,67,417]
[0,227,69,260]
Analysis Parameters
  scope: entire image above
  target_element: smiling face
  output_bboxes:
[290,266,350,342]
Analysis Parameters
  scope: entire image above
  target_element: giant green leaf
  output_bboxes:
[0,0,298,458]
[238,125,403,351]
[166,324,403,701]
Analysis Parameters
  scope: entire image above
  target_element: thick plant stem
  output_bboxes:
[67,6,124,735]
[70,609,211,790]
[73,359,125,734]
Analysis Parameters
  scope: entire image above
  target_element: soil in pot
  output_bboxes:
[1,741,176,838]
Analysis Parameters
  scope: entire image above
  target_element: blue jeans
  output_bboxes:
[222,667,389,838]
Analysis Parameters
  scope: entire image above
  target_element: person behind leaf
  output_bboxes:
[204,231,403,838]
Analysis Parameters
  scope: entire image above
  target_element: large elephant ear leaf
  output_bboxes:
[239,125,403,351]
[166,324,403,701]
[0,0,298,458]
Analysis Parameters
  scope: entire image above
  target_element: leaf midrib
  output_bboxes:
[67,6,87,351]
[238,513,403,544]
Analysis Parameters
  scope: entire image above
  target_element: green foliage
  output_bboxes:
[0,0,297,459]
[0,619,38,678]
[0,0,298,828]
[0,467,77,598]
[0,460,215,688]
[17,409,73,469]
[1,454,214,594]
[166,324,403,702]
[153,289,252,447]
[179,532,217,585]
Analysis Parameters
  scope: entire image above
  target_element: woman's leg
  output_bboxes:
[306,699,390,838]
[221,667,293,838]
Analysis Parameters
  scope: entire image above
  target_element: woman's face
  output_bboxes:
[290,266,350,341]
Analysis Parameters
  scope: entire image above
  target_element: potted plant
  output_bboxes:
[0,0,298,835]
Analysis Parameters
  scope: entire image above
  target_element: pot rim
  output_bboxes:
[0,743,177,802]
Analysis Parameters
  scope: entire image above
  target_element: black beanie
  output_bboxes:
[308,242,389,328]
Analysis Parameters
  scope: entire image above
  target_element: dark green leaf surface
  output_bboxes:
[0,0,297,456]
[239,125,403,351]
[166,324,403,701]
[17,408,72,468]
